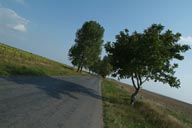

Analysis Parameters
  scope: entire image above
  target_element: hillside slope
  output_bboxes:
[0,43,82,76]
[102,79,192,128]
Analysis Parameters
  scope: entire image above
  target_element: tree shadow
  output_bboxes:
[1,76,101,100]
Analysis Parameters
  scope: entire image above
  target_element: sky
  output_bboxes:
[0,0,191,104]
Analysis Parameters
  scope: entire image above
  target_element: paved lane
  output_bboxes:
[0,76,102,128]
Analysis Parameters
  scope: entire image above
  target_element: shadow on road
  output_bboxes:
[1,76,101,100]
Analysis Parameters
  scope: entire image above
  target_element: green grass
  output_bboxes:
[102,79,154,128]
[0,43,85,76]
[101,79,188,128]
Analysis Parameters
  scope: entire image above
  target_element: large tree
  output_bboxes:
[105,24,190,105]
[68,21,104,72]
[90,56,113,78]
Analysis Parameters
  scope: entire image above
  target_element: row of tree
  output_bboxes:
[68,21,112,77]
[68,20,190,105]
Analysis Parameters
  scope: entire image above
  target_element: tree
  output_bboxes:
[105,24,190,105]
[90,56,113,78]
[68,21,104,72]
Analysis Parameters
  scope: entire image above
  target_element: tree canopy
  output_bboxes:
[105,24,190,105]
[90,56,113,78]
[68,21,104,72]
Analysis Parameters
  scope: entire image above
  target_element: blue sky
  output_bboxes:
[0,0,191,104]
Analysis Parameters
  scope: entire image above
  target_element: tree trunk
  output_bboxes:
[77,58,83,72]
[77,64,81,72]
[130,88,140,106]
[130,74,142,106]
[78,53,85,73]
[80,66,83,72]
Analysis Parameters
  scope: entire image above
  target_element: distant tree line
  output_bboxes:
[68,21,190,105]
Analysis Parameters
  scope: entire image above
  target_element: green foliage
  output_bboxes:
[0,43,84,76]
[105,24,190,104]
[91,56,112,78]
[68,20,104,72]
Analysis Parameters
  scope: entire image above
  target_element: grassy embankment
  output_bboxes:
[0,43,84,76]
[102,79,192,128]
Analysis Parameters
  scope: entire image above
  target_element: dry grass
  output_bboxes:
[0,43,87,76]
[102,79,192,128]
[135,101,184,128]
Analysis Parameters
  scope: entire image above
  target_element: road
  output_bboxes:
[0,76,103,128]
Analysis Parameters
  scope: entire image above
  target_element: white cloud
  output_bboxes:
[180,36,192,45]
[0,7,29,32]
[13,24,26,32]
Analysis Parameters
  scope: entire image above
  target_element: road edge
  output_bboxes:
[99,77,104,128]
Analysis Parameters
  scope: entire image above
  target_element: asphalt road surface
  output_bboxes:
[0,76,103,128]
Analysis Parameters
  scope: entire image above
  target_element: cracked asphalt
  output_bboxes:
[0,76,103,128]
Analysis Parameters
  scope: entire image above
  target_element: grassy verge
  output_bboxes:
[101,79,189,128]
[102,79,154,128]
[0,43,86,76]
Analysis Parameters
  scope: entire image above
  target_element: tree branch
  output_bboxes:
[135,74,139,87]
[131,74,137,89]
[138,75,142,86]
[142,76,149,84]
